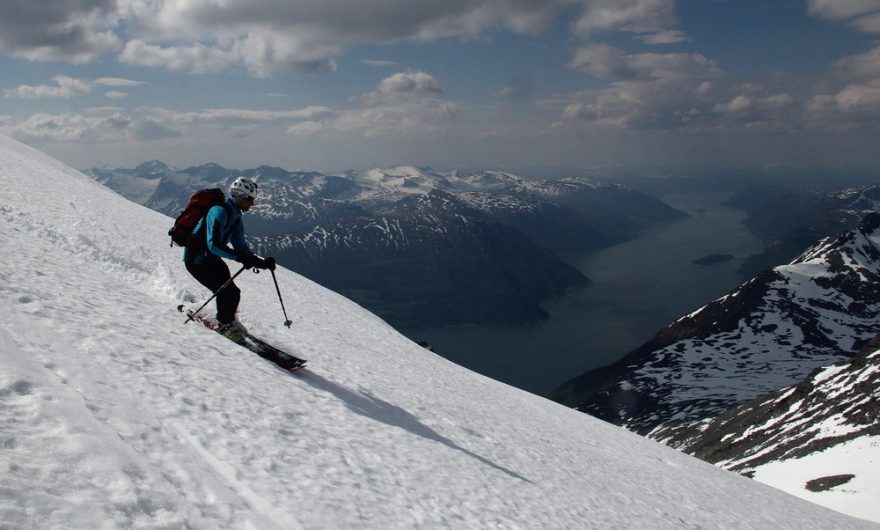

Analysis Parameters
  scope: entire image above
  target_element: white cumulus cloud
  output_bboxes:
[378,71,444,96]
[4,76,93,99]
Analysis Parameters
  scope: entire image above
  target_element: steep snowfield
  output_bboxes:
[753,435,880,524]
[0,134,874,528]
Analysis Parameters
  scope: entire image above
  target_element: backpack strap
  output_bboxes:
[219,202,242,243]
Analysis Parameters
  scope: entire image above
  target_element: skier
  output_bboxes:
[184,176,275,341]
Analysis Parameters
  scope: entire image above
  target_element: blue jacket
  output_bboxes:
[184,197,256,264]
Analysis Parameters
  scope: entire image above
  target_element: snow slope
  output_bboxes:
[0,134,874,528]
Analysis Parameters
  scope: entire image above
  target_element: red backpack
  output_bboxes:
[168,188,227,247]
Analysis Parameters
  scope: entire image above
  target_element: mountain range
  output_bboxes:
[726,184,880,277]
[85,161,686,327]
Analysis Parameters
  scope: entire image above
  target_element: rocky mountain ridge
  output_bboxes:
[554,213,880,436]
[655,335,880,470]
[650,333,880,523]
[256,191,590,327]
[727,184,880,277]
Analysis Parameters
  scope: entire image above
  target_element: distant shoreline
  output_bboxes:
[692,253,734,266]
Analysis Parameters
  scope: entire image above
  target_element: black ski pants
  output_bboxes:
[186,254,241,325]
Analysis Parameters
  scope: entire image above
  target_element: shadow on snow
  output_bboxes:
[300,371,532,484]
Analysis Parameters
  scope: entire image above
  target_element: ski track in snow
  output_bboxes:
[0,134,876,528]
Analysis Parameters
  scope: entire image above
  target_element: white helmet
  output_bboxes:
[230,176,258,200]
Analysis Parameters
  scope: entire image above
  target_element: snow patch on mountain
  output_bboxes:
[655,336,880,524]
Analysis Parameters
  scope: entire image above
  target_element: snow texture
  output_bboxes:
[0,134,874,528]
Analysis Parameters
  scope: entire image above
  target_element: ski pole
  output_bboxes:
[270,268,293,328]
[185,265,248,324]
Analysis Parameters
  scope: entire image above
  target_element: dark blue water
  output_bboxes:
[402,191,765,396]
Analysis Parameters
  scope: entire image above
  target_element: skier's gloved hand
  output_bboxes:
[253,257,275,270]
[238,254,260,269]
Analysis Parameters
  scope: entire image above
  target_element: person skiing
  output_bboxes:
[184,176,275,341]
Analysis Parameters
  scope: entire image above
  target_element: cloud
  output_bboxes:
[554,46,723,130]
[568,44,637,80]
[361,59,396,67]
[851,11,880,32]
[286,121,325,136]
[146,106,336,125]
[94,77,148,87]
[145,0,569,42]
[4,77,458,145]
[831,45,880,80]
[119,39,240,74]
[3,76,93,99]
[828,81,880,112]
[808,80,880,126]
[0,112,180,143]
[573,0,685,43]
[105,91,130,99]
[496,74,535,99]
[289,71,457,138]
[3,75,149,100]
[807,0,880,32]
[0,0,690,76]
[129,119,182,141]
[0,0,120,63]
[290,100,458,138]
[104,0,581,76]
[807,0,878,19]
[569,44,721,82]
[804,42,880,130]
[713,93,795,114]
[641,29,689,45]
[378,71,444,96]
[671,81,801,132]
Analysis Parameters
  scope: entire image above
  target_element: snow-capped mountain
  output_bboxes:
[6,134,873,527]
[254,191,590,327]
[350,165,455,203]
[651,335,880,523]
[84,162,687,252]
[555,213,880,438]
[353,168,689,252]
[83,162,684,327]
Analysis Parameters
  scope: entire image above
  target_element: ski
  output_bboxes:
[177,305,308,372]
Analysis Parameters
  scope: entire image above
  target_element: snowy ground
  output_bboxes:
[753,436,880,524]
[0,133,875,528]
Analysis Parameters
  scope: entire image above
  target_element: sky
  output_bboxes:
[1,0,880,175]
